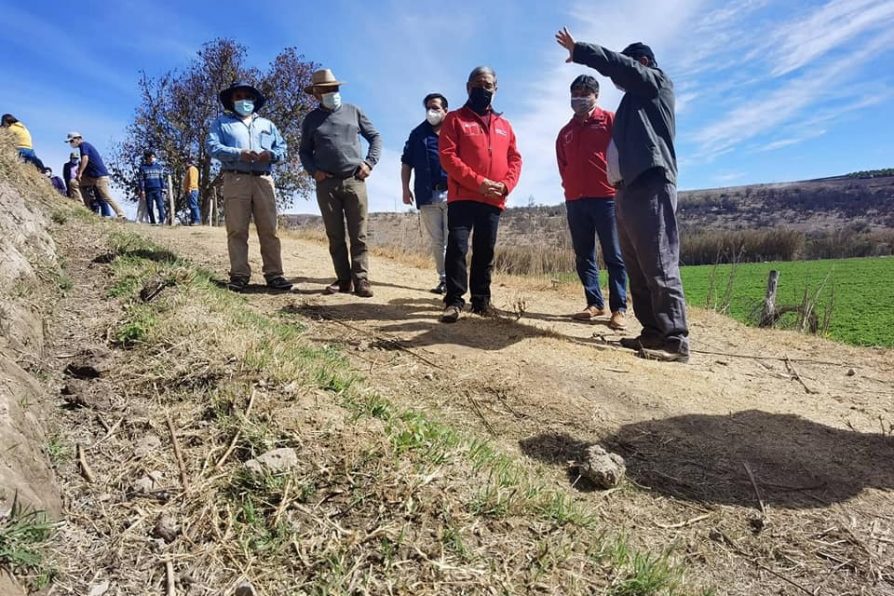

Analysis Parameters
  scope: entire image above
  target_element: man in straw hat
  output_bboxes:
[207,81,292,293]
[299,68,382,298]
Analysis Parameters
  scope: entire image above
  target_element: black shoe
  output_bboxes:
[470,302,495,317]
[619,335,663,351]
[226,278,248,293]
[430,281,447,294]
[354,279,374,298]
[266,276,294,291]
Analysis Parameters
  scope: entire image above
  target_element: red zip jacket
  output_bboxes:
[439,106,523,210]
[556,107,616,200]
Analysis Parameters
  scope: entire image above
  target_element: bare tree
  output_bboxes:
[108,38,317,221]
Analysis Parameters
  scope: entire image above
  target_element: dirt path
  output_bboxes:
[141,224,894,594]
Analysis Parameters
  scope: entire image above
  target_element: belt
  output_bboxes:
[222,169,270,177]
[432,182,448,191]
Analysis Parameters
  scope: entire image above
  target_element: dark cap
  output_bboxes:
[570,75,599,94]
[218,81,266,112]
[143,149,155,159]
[621,42,657,66]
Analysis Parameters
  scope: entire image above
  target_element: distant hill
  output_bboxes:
[285,174,894,239]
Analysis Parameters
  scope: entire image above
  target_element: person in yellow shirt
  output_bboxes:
[183,157,201,225]
[2,114,46,170]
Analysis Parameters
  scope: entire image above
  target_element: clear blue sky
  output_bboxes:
[3,0,892,215]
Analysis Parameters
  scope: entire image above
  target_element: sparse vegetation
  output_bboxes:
[0,495,56,590]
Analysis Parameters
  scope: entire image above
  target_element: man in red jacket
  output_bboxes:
[557,75,627,330]
[438,66,523,323]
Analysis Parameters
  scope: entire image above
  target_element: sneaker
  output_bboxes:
[572,305,607,321]
[638,347,690,364]
[440,305,461,323]
[226,278,248,293]
[324,280,352,295]
[354,279,374,298]
[608,311,627,330]
[619,335,663,351]
[430,281,447,294]
[266,276,294,291]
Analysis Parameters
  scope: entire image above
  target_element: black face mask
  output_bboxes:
[467,86,493,114]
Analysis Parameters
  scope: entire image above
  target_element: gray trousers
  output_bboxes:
[419,201,448,281]
[315,176,369,282]
[615,168,689,354]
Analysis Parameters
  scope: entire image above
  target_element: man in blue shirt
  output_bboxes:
[401,93,450,294]
[138,150,167,225]
[207,82,292,292]
[66,131,126,219]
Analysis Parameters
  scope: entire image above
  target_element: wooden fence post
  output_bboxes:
[759,270,779,327]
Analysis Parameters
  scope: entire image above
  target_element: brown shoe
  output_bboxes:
[572,305,606,321]
[440,305,461,323]
[324,280,352,295]
[354,279,374,298]
[608,310,627,330]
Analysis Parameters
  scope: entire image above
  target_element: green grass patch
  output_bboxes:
[0,496,56,589]
[681,256,894,347]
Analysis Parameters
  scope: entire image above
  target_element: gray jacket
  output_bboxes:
[572,42,677,186]
[299,103,382,178]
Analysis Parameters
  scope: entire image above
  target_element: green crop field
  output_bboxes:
[680,256,894,347]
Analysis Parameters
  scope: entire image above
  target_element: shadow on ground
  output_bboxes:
[520,410,894,508]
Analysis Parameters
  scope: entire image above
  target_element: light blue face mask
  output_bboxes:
[234,99,255,116]
[321,92,341,110]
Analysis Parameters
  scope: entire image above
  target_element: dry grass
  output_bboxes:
[38,218,700,595]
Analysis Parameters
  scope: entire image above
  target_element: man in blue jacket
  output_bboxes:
[138,150,167,224]
[557,28,690,363]
[401,93,450,294]
[207,82,292,292]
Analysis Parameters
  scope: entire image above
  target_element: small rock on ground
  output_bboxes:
[244,447,299,475]
[578,444,626,489]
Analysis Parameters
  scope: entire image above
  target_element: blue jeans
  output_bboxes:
[17,148,45,171]
[187,190,201,224]
[566,197,628,313]
[146,189,166,224]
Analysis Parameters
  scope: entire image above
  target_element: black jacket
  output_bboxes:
[572,42,677,186]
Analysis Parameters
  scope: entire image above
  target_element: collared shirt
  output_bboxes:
[138,161,167,192]
[207,112,287,174]
[401,120,448,209]
[556,106,616,200]
[299,103,382,178]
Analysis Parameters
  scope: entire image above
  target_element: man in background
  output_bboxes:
[183,157,201,225]
[401,93,450,294]
[67,131,127,219]
[138,150,167,225]
[62,152,82,203]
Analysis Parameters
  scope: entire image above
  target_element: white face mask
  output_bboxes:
[321,92,341,110]
[426,109,445,126]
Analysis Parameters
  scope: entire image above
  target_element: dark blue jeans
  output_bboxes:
[17,148,45,171]
[187,190,201,224]
[146,189,166,224]
[444,201,501,309]
[566,197,628,313]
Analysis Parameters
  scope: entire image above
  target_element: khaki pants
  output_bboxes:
[315,176,369,283]
[80,175,125,217]
[67,178,83,204]
[222,172,283,281]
